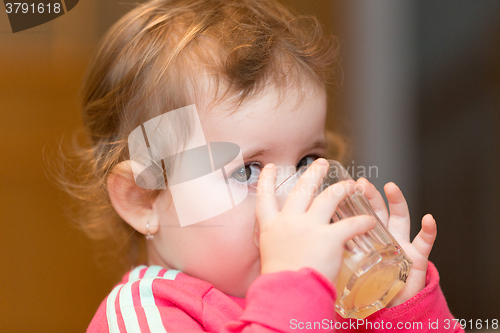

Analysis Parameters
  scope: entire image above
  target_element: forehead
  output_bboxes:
[198,84,327,157]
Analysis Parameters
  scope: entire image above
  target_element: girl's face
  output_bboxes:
[149,83,328,298]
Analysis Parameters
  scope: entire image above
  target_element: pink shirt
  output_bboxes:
[87,261,463,332]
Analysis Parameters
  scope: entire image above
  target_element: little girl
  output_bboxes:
[65,0,464,331]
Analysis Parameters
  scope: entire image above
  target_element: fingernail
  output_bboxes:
[264,163,275,169]
[316,158,328,166]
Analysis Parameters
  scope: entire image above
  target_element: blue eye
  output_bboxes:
[296,156,317,170]
[231,163,261,184]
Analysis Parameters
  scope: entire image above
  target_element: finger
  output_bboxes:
[281,158,329,215]
[308,180,357,224]
[256,163,279,224]
[411,214,437,258]
[329,215,377,243]
[357,177,389,225]
[384,182,411,238]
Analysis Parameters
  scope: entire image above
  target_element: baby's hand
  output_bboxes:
[357,178,437,306]
[256,159,376,284]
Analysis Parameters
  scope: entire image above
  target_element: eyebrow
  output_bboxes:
[242,139,327,160]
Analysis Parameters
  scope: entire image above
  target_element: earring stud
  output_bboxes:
[146,221,154,241]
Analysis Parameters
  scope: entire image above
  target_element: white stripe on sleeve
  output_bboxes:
[143,266,163,278]
[106,284,123,333]
[119,281,142,332]
[139,277,168,333]
[163,269,180,280]
[128,265,147,282]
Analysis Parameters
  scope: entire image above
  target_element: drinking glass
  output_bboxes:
[274,160,412,319]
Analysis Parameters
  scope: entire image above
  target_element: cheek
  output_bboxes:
[179,197,261,281]
[199,189,258,244]
[158,188,259,267]
[201,193,259,260]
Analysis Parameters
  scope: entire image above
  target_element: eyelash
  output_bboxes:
[244,154,325,167]
[228,161,263,188]
[231,179,251,188]
[228,154,325,188]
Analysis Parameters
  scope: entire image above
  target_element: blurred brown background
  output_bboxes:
[1,1,499,332]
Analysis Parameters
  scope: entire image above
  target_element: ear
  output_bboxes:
[107,160,160,236]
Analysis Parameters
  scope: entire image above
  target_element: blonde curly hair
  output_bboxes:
[54,0,345,270]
